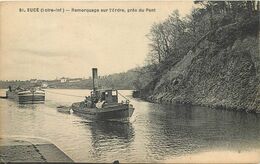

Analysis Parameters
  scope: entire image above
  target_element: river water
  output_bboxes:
[0,89,260,162]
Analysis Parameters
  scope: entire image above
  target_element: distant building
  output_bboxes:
[30,79,38,83]
[60,77,67,83]
[68,78,82,83]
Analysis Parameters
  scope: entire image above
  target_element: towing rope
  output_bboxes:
[118,91,132,101]
[45,90,133,101]
[45,90,85,98]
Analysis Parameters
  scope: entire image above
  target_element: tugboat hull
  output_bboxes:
[72,102,134,121]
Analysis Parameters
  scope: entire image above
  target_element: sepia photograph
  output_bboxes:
[0,0,259,163]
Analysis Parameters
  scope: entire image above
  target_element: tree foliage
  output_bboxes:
[147,1,259,65]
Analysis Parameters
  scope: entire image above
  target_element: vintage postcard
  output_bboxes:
[0,1,259,163]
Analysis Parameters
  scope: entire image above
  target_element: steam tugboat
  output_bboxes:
[71,68,135,121]
[6,86,45,104]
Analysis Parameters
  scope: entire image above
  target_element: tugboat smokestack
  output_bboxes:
[92,68,98,91]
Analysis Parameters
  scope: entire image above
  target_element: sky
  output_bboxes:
[0,1,195,80]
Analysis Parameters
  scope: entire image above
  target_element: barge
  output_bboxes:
[6,86,45,104]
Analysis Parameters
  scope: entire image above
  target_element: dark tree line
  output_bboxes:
[147,1,259,65]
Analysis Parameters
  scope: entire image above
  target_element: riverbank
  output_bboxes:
[0,137,73,162]
[140,16,260,114]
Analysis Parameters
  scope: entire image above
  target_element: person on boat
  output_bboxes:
[101,92,106,102]
[8,86,12,91]
[84,96,93,108]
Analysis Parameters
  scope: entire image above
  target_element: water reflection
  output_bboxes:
[89,121,134,139]
[72,111,135,161]
[145,104,260,160]
[79,120,135,162]
[17,104,38,110]
[4,98,42,110]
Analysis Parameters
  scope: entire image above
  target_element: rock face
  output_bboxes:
[144,18,260,113]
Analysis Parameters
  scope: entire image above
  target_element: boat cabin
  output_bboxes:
[91,89,118,104]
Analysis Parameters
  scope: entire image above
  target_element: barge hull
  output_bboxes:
[6,91,45,104]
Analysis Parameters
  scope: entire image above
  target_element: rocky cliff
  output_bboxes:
[143,17,260,113]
